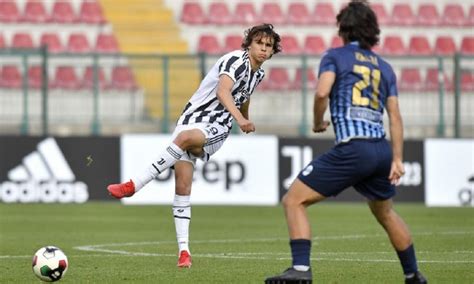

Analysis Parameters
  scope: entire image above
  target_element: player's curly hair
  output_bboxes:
[241,23,282,56]
[337,0,380,49]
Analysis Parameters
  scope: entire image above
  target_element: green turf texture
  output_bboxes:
[1,202,473,283]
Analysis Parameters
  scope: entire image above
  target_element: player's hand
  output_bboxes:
[312,121,330,133]
[389,159,405,185]
[238,118,255,134]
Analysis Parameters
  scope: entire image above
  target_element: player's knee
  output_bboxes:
[282,193,302,208]
[175,181,191,195]
[174,131,194,149]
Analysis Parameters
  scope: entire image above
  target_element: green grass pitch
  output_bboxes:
[1,202,473,283]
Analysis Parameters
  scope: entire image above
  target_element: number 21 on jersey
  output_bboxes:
[352,65,381,110]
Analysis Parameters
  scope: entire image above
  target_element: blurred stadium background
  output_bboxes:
[0,0,473,282]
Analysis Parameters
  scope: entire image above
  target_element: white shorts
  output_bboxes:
[171,123,229,165]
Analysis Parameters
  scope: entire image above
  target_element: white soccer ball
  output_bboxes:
[32,246,68,282]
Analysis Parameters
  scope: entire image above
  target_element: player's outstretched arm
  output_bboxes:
[217,74,255,133]
[386,96,405,184]
[312,71,335,133]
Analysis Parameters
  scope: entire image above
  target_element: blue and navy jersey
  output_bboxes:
[318,42,398,144]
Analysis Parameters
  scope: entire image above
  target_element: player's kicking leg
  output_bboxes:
[173,161,194,268]
[368,199,427,284]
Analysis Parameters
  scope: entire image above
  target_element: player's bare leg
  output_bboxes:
[265,179,325,284]
[368,199,427,284]
[173,160,195,268]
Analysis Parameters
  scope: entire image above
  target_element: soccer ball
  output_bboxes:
[32,246,68,282]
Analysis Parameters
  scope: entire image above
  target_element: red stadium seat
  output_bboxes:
[197,35,221,54]
[416,4,440,26]
[67,33,91,53]
[461,71,474,92]
[40,33,64,53]
[223,35,242,52]
[461,37,474,55]
[434,36,456,55]
[391,4,415,26]
[287,3,311,25]
[290,68,317,90]
[408,36,432,55]
[208,3,232,25]
[467,6,474,26]
[311,3,336,25]
[330,36,343,48]
[0,1,20,22]
[12,33,34,49]
[441,4,466,26]
[78,1,106,24]
[267,68,290,90]
[51,66,80,89]
[0,34,5,49]
[109,66,138,91]
[280,35,301,55]
[371,4,390,25]
[233,3,257,25]
[0,65,22,88]
[22,1,48,23]
[50,1,76,23]
[27,65,43,89]
[261,3,285,25]
[424,68,453,92]
[381,36,406,55]
[303,35,326,55]
[81,66,107,90]
[399,68,423,92]
[180,2,206,24]
[95,34,120,53]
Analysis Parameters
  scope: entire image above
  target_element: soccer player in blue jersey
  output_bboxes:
[265,1,427,284]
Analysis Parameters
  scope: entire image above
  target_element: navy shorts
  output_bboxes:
[297,138,395,201]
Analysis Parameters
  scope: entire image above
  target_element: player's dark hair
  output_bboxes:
[241,23,282,56]
[336,0,380,49]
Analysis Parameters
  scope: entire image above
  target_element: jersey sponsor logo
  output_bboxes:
[346,106,382,124]
[301,165,314,176]
[0,138,89,203]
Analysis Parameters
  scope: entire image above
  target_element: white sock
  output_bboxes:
[173,194,191,253]
[132,143,185,191]
[293,265,310,272]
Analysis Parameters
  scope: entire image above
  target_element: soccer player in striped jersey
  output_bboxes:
[265,1,427,284]
[108,24,281,268]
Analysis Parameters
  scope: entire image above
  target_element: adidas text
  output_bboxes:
[0,181,89,203]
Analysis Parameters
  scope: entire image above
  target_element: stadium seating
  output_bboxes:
[391,4,416,26]
[233,3,257,25]
[180,2,207,24]
[22,1,48,23]
[27,65,43,89]
[81,66,107,90]
[223,35,242,53]
[208,3,232,25]
[50,1,76,24]
[290,68,317,90]
[78,1,106,24]
[40,33,64,53]
[303,35,326,55]
[381,36,406,55]
[95,34,120,53]
[312,3,336,25]
[416,4,440,26]
[399,68,423,91]
[460,37,474,54]
[461,71,474,91]
[0,65,22,88]
[424,68,453,92]
[0,1,20,22]
[51,66,80,89]
[286,3,311,25]
[197,35,221,54]
[467,6,474,26]
[261,3,285,25]
[330,36,343,48]
[12,33,34,49]
[434,36,457,55]
[67,33,91,53]
[280,35,301,55]
[0,34,5,49]
[371,3,390,25]
[441,4,466,26]
[266,67,291,90]
[408,36,432,55]
[109,66,137,91]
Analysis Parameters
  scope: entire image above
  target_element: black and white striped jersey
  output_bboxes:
[177,50,265,131]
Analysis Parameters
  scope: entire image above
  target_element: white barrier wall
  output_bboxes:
[121,134,279,205]
[425,139,474,207]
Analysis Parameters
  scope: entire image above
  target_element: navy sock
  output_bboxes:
[290,239,311,267]
[396,244,418,275]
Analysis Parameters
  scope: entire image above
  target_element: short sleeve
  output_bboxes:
[387,68,398,97]
[318,51,337,77]
[219,55,241,82]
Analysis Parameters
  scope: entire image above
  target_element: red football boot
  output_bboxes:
[107,180,135,199]
[177,250,192,268]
